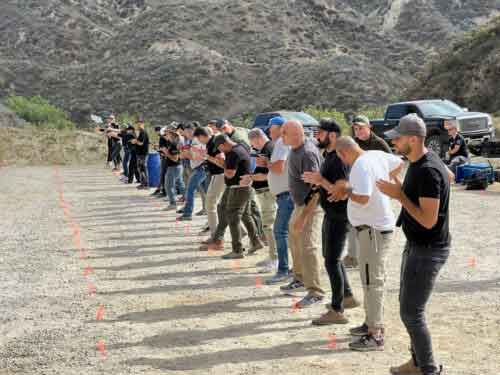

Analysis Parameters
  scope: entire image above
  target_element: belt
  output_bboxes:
[355,225,393,235]
[229,185,250,189]
[255,187,270,195]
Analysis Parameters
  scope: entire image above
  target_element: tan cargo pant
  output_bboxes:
[288,205,324,297]
[357,227,393,330]
[206,174,226,237]
[255,189,277,260]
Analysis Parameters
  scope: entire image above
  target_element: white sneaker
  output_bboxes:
[257,259,278,274]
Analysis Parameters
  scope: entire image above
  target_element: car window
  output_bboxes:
[418,101,464,117]
[386,105,410,119]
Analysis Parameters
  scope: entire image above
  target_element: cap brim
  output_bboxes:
[384,129,402,140]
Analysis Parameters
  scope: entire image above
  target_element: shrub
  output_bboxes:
[6,95,75,129]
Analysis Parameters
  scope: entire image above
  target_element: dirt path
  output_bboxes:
[0,165,499,375]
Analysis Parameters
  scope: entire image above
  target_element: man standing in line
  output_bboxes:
[344,115,394,269]
[302,119,360,325]
[209,134,264,258]
[132,118,149,189]
[445,120,469,175]
[377,114,450,375]
[279,120,325,308]
[243,128,277,272]
[162,127,185,210]
[151,127,168,197]
[330,136,403,351]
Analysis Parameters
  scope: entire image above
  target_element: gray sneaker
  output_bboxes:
[164,204,177,211]
[280,279,305,294]
[296,293,323,309]
[221,251,244,260]
[247,240,265,255]
[349,334,384,352]
[349,323,369,336]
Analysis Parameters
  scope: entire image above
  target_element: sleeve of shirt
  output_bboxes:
[350,161,373,196]
[386,154,403,171]
[225,152,238,170]
[272,143,290,162]
[418,168,441,199]
[302,151,321,172]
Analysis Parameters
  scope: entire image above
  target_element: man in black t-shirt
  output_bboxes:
[445,121,469,175]
[244,128,278,271]
[133,118,149,189]
[208,134,264,259]
[377,114,450,375]
[118,125,135,182]
[302,119,361,325]
[163,127,186,210]
[152,127,169,197]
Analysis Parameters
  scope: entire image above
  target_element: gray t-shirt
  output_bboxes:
[288,139,323,205]
[268,138,290,196]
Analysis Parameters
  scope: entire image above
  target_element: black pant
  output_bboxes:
[322,215,352,312]
[400,242,449,374]
[111,142,122,168]
[137,154,148,187]
[128,153,141,183]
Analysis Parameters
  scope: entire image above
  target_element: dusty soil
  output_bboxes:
[0,165,499,375]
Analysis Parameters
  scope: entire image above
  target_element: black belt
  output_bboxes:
[355,225,393,235]
[255,187,270,195]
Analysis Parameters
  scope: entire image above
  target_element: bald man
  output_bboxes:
[279,120,325,308]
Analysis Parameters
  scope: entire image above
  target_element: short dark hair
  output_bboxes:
[319,118,342,135]
[193,127,210,138]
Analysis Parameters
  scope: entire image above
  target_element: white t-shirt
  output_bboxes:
[190,138,206,169]
[268,138,290,196]
[347,150,403,231]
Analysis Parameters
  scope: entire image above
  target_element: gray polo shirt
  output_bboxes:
[288,139,323,205]
[268,138,290,196]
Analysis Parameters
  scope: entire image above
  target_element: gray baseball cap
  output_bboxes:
[385,114,426,139]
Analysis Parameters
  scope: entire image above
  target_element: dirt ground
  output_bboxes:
[0,165,499,375]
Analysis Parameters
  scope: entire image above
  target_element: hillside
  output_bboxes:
[407,15,500,113]
[1,0,500,123]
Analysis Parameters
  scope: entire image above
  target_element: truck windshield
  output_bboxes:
[282,112,319,125]
[418,101,464,117]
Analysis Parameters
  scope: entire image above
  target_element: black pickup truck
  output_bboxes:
[370,100,495,157]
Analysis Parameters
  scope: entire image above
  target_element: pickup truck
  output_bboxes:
[252,111,319,138]
[370,99,495,157]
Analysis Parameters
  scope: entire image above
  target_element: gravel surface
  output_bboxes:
[0,165,499,375]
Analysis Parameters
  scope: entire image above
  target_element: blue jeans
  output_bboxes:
[122,149,131,177]
[273,191,294,274]
[400,242,449,374]
[182,166,207,217]
[165,165,185,205]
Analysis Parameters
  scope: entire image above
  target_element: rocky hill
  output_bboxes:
[407,15,500,114]
[1,0,500,124]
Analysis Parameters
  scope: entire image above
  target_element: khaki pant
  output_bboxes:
[255,189,277,260]
[357,227,392,330]
[206,174,226,237]
[288,205,324,296]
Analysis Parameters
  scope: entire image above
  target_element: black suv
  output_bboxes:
[370,99,495,157]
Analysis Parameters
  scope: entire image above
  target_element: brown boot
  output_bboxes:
[207,240,224,251]
[390,359,422,375]
[312,310,349,326]
[344,295,361,309]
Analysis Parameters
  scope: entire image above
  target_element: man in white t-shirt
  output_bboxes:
[330,136,404,352]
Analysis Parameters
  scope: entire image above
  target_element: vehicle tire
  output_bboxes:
[425,134,443,156]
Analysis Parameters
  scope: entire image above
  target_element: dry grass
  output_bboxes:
[0,126,107,166]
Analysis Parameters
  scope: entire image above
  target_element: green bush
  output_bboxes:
[6,95,75,129]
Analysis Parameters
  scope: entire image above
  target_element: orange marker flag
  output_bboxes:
[96,305,105,321]
[255,276,263,288]
[327,333,337,349]
[96,340,107,359]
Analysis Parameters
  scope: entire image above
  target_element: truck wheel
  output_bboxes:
[425,135,443,156]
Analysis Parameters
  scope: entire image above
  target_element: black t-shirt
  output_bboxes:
[159,137,169,158]
[136,129,149,156]
[319,150,349,220]
[206,137,225,175]
[449,133,469,161]
[398,151,451,247]
[224,144,251,186]
[120,132,135,151]
[252,140,274,190]
[165,140,181,167]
